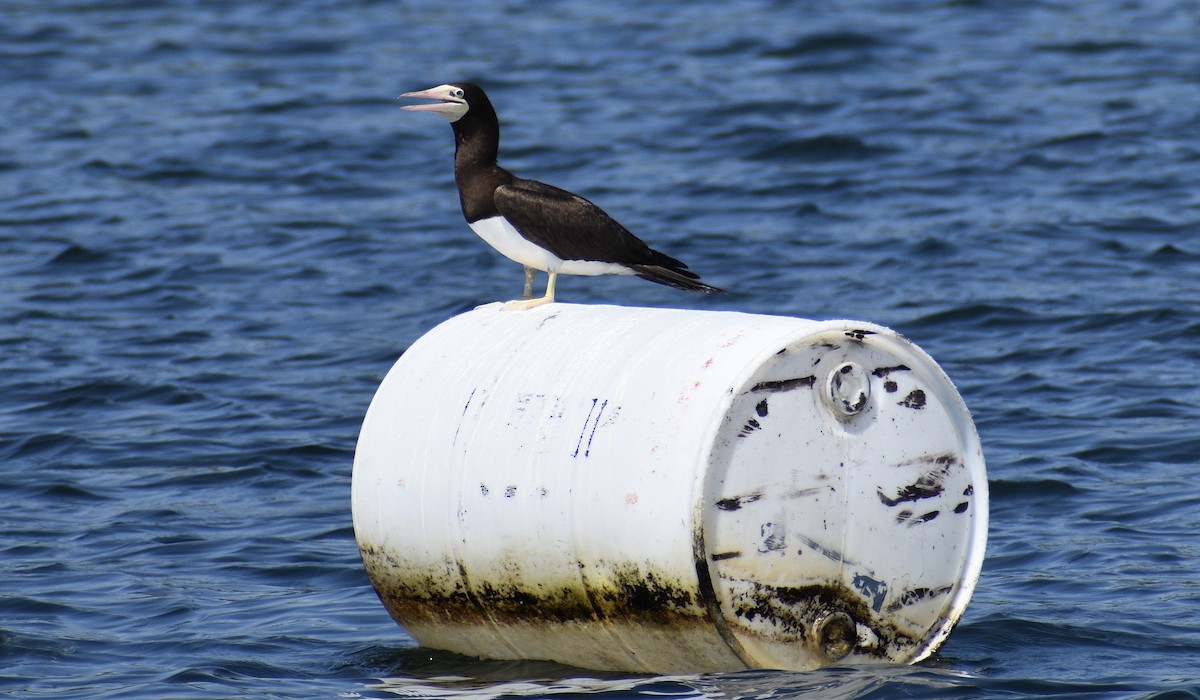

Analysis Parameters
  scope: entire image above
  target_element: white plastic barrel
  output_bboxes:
[352,303,987,673]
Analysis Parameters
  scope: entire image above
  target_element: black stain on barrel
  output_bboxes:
[954,501,969,513]
[504,485,517,498]
[480,581,538,608]
[738,418,762,437]
[878,454,957,506]
[711,551,742,561]
[784,486,828,500]
[885,585,953,613]
[358,547,481,627]
[480,483,489,496]
[751,376,816,393]
[795,534,843,563]
[899,389,926,409]
[897,507,941,526]
[812,342,840,364]
[845,329,875,341]
[728,581,920,658]
[879,480,943,506]
[911,510,940,525]
[875,365,909,395]
[716,493,763,511]
[360,545,709,632]
[599,564,701,623]
[755,399,769,417]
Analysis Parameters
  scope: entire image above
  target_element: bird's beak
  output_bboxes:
[399,85,468,122]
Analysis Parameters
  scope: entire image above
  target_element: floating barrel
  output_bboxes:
[352,303,987,673]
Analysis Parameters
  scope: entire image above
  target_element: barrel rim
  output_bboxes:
[690,318,989,668]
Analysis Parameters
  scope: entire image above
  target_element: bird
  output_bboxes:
[400,82,723,309]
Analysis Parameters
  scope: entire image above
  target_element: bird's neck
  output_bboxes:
[451,115,500,169]
[450,116,510,223]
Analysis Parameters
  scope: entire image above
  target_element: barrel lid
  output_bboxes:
[698,321,987,670]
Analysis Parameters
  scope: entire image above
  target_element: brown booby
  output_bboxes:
[401,82,722,308]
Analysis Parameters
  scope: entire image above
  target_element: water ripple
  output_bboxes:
[2,0,1200,697]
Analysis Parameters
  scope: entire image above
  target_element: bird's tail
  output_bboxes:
[631,264,724,293]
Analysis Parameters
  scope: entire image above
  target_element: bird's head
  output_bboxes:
[399,83,473,122]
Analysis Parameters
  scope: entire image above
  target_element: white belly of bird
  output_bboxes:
[469,216,633,276]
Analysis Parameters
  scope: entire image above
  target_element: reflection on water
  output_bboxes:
[359,654,982,699]
[352,647,709,699]
[364,673,718,699]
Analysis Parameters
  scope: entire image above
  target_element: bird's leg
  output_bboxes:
[503,271,557,310]
[522,266,536,299]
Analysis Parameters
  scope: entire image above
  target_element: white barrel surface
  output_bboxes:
[352,303,987,673]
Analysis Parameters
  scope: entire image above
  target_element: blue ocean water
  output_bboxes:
[2,0,1199,697]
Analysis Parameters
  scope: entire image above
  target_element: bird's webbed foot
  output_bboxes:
[501,296,554,310]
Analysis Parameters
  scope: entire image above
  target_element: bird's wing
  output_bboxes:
[493,179,683,267]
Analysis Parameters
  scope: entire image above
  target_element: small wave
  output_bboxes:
[747,134,890,163]
[5,432,89,460]
[906,303,1037,330]
[1030,130,1110,150]
[1096,215,1190,235]
[1074,436,1200,466]
[764,31,885,59]
[689,37,763,59]
[1035,39,1147,55]
[1005,152,1082,171]
[82,156,276,185]
[37,377,209,410]
[989,477,1083,501]
[138,464,271,490]
[908,236,958,257]
[43,243,112,268]
[1147,243,1198,262]
[213,37,347,58]
[247,97,322,115]
[36,483,113,502]
[1059,306,1187,335]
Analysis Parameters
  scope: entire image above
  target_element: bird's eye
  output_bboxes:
[451,88,465,99]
